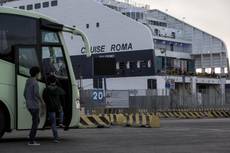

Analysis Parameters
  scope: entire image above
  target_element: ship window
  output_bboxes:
[147,79,157,89]
[154,29,159,36]
[170,44,174,51]
[130,61,136,70]
[148,60,152,68]
[86,24,89,29]
[131,12,135,19]
[119,62,125,70]
[35,3,41,9]
[116,62,120,70]
[96,22,100,28]
[136,12,140,19]
[126,61,130,69]
[19,6,25,9]
[171,32,175,38]
[137,61,140,68]
[51,0,58,6]
[43,1,49,8]
[140,60,147,68]
[27,4,33,10]
[140,13,144,19]
[94,57,116,76]
[93,78,103,89]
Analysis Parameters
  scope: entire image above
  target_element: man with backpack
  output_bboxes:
[43,75,65,143]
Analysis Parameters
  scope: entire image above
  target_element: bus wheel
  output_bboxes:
[0,108,5,138]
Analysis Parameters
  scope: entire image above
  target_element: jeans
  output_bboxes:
[48,112,58,140]
[28,109,40,143]
[59,111,64,125]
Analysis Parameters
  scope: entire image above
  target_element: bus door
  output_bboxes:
[41,29,74,128]
[15,46,47,130]
[41,45,72,128]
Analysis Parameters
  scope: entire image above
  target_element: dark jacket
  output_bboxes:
[43,85,65,112]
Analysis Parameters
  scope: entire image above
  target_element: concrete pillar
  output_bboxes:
[211,67,215,74]
[220,78,226,105]
[210,53,213,68]
[202,68,206,73]
[191,77,197,93]
[221,67,225,74]
[157,77,166,96]
[191,77,197,105]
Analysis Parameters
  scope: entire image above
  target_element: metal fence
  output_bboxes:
[80,88,230,115]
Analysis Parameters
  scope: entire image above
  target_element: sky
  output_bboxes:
[134,0,230,54]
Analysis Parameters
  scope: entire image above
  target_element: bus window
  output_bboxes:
[0,31,8,54]
[42,31,60,43]
[0,14,37,62]
[18,47,40,77]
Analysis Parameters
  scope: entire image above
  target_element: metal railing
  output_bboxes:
[80,89,230,115]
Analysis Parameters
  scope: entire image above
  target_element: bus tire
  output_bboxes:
[0,108,5,138]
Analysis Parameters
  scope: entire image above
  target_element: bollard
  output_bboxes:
[141,113,147,127]
[116,113,127,126]
[127,114,134,126]
[149,115,160,128]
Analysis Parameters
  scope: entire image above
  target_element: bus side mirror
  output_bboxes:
[63,26,91,57]
[72,29,91,58]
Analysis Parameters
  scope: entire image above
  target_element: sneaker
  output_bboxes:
[53,139,60,143]
[28,141,40,146]
[59,124,65,128]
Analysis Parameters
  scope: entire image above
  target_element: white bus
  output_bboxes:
[0,7,90,138]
